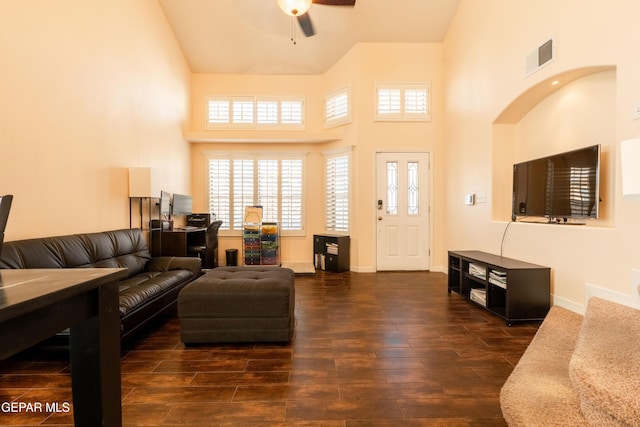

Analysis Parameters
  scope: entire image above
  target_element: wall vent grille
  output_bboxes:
[524,38,554,77]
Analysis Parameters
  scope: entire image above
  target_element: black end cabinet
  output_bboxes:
[448,250,550,326]
[314,234,350,272]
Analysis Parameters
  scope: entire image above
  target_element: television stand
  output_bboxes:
[448,250,551,326]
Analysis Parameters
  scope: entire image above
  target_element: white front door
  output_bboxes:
[376,152,430,271]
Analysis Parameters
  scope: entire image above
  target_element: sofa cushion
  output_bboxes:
[569,297,640,426]
[119,270,195,316]
[0,228,151,277]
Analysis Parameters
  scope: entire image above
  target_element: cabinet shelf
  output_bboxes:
[313,234,350,272]
[448,250,550,326]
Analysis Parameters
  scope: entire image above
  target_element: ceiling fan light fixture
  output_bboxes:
[277,0,312,16]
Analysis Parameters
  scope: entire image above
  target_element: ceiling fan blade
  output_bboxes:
[312,0,355,5]
[297,13,315,37]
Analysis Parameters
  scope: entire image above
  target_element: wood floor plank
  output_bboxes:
[0,270,539,425]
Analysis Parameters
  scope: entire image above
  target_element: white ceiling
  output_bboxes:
[158,0,461,75]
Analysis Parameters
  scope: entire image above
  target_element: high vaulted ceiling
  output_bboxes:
[158,0,461,75]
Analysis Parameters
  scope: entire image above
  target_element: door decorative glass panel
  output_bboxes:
[408,162,419,215]
[386,161,398,215]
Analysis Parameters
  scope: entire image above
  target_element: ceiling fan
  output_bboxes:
[277,0,356,38]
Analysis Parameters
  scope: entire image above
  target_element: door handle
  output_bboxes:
[377,200,383,210]
[378,216,383,221]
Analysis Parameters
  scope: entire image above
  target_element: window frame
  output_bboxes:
[375,83,431,122]
[205,151,307,237]
[323,146,352,234]
[205,96,305,130]
[324,86,351,128]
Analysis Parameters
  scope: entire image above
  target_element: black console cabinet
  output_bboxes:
[448,250,550,326]
[314,234,350,272]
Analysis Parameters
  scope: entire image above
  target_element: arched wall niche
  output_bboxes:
[491,65,617,226]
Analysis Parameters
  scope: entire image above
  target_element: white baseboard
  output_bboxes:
[350,265,376,273]
[430,265,446,274]
[552,294,586,315]
[584,282,640,310]
[553,281,640,316]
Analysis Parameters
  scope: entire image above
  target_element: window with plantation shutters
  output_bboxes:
[325,87,351,128]
[376,87,402,117]
[208,159,231,229]
[256,101,279,124]
[206,96,304,129]
[258,159,278,222]
[404,88,428,117]
[232,98,254,124]
[375,83,430,121]
[281,101,303,125]
[232,159,254,228]
[207,100,230,124]
[280,159,303,230]
[324,150,351,232]
[207,152,305,235]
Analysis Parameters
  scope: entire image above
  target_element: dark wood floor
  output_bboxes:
[0,270,539,426]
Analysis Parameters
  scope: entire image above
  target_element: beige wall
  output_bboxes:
[189,43,444,271]
[444,0,640,310]
[6,1,631,310]
[0,0,191,240]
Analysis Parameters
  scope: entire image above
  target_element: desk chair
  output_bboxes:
[0,195,13,256]
[188,220,222,269]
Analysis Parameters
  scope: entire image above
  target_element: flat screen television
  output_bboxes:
[172,194,192,216]
[512,144,600,222]
[160,191,171,217]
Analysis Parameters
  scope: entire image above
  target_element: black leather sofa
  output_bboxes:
[0,228,201,341]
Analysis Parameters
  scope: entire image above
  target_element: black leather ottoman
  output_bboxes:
[177,267,295,343]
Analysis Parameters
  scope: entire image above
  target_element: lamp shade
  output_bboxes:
[277,0,312,16]
[620,138,640,201]
[128,167,158,198]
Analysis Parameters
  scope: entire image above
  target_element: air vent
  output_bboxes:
[524,38,554,77]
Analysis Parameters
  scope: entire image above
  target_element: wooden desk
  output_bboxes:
[162,228,206,257]
[0,268,127,426]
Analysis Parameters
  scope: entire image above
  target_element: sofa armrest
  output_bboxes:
[146,256,202,277]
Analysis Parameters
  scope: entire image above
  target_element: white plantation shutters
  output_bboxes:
[325,150,351,232]
[207,100,230,124]
[208,159,230,229]
[232,159,254,229]
[206,96,304,129]
[258,159,278,222]
[280,159,303,230]
[404,88,428,117]
[256,101,279,124]
[232,98,254,124]
[281,100,304,125]
[376,87,402,117]
[325,87,351,127]
[207,153,305,234]
[375,83,430,121]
